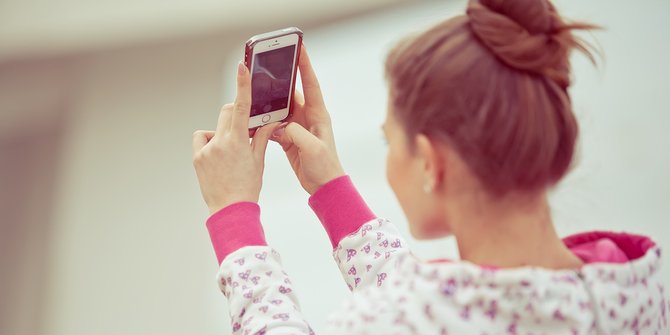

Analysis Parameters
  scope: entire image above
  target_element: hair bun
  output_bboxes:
[478,0,553,34]
[467,0,573,88]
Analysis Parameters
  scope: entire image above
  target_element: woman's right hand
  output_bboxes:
[270,46,345,195]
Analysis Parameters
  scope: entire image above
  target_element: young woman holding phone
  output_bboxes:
[192,0,668,333]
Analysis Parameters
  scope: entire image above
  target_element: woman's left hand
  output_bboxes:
[192,61,281,215]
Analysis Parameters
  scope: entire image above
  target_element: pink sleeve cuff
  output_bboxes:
[308,175,376,249]
[206,201,267,265]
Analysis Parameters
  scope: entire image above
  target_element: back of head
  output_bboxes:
[385,0,598,195]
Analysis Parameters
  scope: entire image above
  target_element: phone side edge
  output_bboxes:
[286,35,303,122]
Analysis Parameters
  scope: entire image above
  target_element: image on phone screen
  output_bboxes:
[250,45,296,117]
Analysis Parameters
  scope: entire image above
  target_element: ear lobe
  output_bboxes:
[414,133,445,190]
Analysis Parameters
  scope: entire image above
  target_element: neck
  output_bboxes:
[449,192,583,269]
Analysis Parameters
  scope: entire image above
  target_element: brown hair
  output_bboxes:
[385,0,598,195]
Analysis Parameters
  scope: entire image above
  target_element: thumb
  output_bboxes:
[271,122,320,154]
[192,130,215,156]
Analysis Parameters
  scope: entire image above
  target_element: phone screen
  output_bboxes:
[250,44,296,117]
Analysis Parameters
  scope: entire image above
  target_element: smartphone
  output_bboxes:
[244,27,303,129]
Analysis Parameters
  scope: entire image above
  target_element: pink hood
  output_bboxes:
[564,231,658,265]
[378,231,669,334]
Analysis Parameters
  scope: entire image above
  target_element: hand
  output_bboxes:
[192,62,281,215]
[270,46,345,195]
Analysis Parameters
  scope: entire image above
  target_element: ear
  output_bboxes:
[414,133,445,192]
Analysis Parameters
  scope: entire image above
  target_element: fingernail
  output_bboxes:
[271,122,288,139]
[238,61,247,76]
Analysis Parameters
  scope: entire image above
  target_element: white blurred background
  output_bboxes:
[1,1,669,334]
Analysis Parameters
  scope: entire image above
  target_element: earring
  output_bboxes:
[423,180,434,193]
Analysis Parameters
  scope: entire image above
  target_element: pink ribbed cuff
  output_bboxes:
[206,201,267,265]
[308,175,376,249]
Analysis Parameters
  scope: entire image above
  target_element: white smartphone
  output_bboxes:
[244,27,303,130]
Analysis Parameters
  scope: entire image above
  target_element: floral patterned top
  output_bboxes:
[206,176,668,334]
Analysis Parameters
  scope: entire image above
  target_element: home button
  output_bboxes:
[262,114,271,123]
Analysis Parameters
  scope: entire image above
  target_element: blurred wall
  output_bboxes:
[0,121,64,335]
[0,1,669,335]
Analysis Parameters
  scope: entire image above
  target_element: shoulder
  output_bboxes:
[324,281,417,335]
[324,254,463,334]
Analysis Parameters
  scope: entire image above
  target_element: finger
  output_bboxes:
[271,122,320,154]
[251,122,282,160]
[285,90,306,125]
[231,61,252,137]
[293,89,305,106]
[192,130,215,155]
[215,103,235,136]
[298,45,325,107]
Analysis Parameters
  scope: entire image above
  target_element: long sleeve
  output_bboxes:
[332,218,410,291]
[207,202,314,335]
[308,175,410,292]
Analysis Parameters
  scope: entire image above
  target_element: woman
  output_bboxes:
[192,0,667,333]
